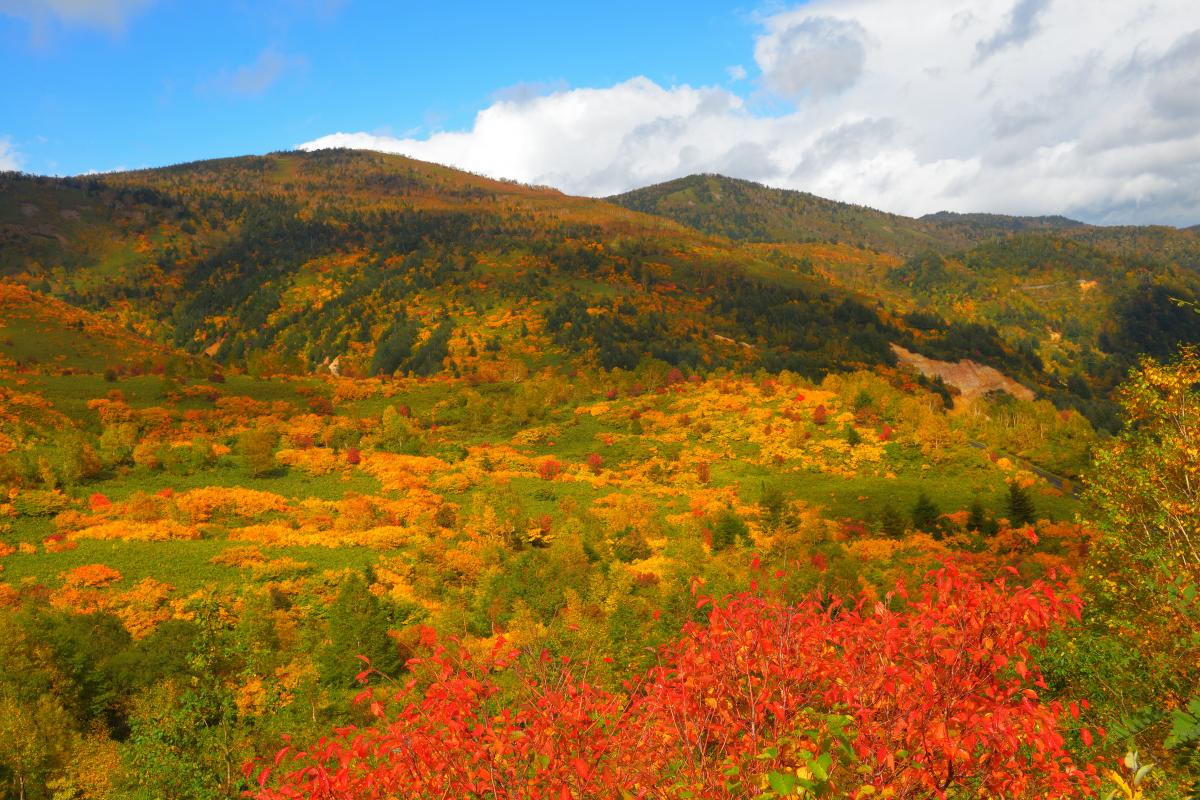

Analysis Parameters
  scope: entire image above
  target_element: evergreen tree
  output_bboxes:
[1007,482,1037,527]
[911,493,941,534]
[369,317,419,376]
[759,482,787,531]
[711,509,750,552]
[967,499,987,532]
[319,574,404,688]
[880,504,906,538]
[406,320,454,376]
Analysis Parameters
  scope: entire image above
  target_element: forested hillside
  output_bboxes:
[613,173,1200,431]
[9,149,1197,428]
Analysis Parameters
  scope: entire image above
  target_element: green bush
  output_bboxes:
[13,489,71,517]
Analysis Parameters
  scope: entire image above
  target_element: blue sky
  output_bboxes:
[3,0,1199,224]
[1,0,759,175]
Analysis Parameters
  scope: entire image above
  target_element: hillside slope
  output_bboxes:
[609,173,1200,427]
[608,174,960,254]
[0,283,185,374]
[607,174,1099,255]
[0,151,947,382]
[3,150,1199,429]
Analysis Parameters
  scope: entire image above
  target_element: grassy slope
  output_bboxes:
[0,284,183,373]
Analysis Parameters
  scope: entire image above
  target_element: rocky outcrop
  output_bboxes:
[891,344,1035,401]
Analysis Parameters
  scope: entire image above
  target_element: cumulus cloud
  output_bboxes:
[754,15,868,100]
[201,47,305,97]
[0,0,152,31]
[300,0,1200,225]
[0,137,22,171]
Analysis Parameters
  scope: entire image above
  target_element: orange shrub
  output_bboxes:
[70,519,201,542]
[174,486,290,522]
[62,563,123,588]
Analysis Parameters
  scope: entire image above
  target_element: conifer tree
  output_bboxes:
[911,493,941,534]
[1007,482,1037,527]
[319,574,403,688]
[711,509,750,552]
[880,505,906,538]
[967,499,987,532]
[759,482,787,531]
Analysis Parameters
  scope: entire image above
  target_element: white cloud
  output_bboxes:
[726,64,748,81]
[491,80,569,104]
[299,0,1200,225]
[0,0,152,31]
[973,0,1051,64]
[201,47,305,97]
[755,14,868,100]
[0,137,22,171]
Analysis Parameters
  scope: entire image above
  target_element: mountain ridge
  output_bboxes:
[4,148,1200,432]
[608,173,1200,252]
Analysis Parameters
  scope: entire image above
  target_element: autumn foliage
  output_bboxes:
[537,457,563,481]
[251,565,1095,799]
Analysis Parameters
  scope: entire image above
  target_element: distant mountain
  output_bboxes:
[918,211,1086,233]
[3,149,1200,431]
[0,151,911,381]
[607,174,1100,255]
[608,174,958,255]
[608,174,1200,263]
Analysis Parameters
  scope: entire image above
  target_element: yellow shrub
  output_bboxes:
[174,486,290,522]
[71,519,200,541]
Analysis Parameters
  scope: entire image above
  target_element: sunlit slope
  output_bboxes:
[0,283,183,374]
[0,152,908,379]
[3,149,1199,429]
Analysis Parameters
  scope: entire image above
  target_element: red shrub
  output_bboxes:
[252,566,1096,800]
[537,458,563,481]
[812,404,828,425]
[307,396,335,415]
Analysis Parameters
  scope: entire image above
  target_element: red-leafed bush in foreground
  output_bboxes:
[248,565,1097,799]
